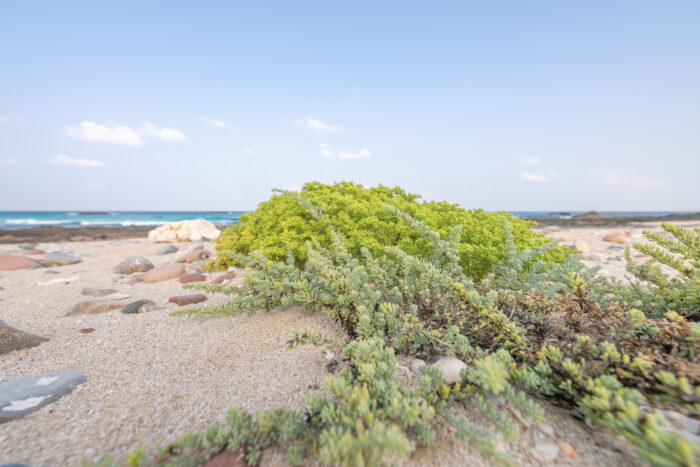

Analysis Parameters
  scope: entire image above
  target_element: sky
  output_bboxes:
[1,1,698,212]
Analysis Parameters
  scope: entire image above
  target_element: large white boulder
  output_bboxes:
[148,219,221,243]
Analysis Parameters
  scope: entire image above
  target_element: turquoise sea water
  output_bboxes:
[0,211,695,229]
[0,211,245,229]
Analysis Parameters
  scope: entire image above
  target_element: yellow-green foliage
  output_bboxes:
[214,181,567,279]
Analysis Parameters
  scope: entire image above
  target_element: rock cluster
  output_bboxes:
[148,219,220,243]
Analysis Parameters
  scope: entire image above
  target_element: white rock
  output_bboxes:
[410,358,426,373]
[148,219,220,243]
[574,240,590,254]
[434,356,467,384]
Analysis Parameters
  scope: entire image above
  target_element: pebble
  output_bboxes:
[410,358,426,373]
[81,287,118,297]
[532,424,559,462]
[64,300,126,316]
[39,252,81,267]
[120,299,156,314]
[113,257,154,275]
[174,245,212,263]
[26,249,45,255]
[157,245,179,255]
[1,320,49,355]
[16,243,36,250]
[433,356,467,384]
[126,274,145,285]
[143,263,186,283]
[37,276,80,286]
[0,370,86,424]
[168,294,207,306]
[602,235,625,244]
[148,219,220,243]
[180,273,207,284]
[0,255,41,271]
[210,271,237,284]
[573,240,590,254]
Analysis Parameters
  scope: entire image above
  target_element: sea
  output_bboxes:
[0,211,695,229]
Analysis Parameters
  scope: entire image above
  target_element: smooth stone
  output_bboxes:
[148,219,220,243]
[180,273,207,284]
[126,275,144,285]
[0,255,41,271]
[157,245,179,255]
[188,260,209,272]
[120,299,155,314]
[40,253,81,267]
[143,263,186,283]
[64,300,125,316]
[168,294,207,306]
[1,320,49,355]
[607,245,624,251]
[602,235,625,244]
[573,240,590,254]
[434,356,467,384]
[410,358,426,373]
[174,245,212,263]
[17,243,36,250]
[210,271,237,284]
[113,257,154,275]
[0,370,86,424]
[532,424,559,462]
[37,276,80,286]
[81,287,118,297]
[26,249,46,255]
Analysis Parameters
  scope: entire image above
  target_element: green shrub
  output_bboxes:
[213,181,568,279]
[613,223,700,318]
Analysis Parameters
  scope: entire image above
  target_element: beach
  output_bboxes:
[2,218,695,465]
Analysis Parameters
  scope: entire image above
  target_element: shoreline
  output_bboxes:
[0,225,229,244]
[525,211,700,227]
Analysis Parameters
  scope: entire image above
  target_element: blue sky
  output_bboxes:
[1,1,698,211]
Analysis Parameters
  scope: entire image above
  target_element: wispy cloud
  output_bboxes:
[244,148,255,155]
[320,143,371,160]
[140,121,187,142]
[523,156,542,165]
[520,171,557,182]
[50,153,104,167]
[0,115,25,124]
[293,118,341,132]
[203,117,228,128]
[65,121,187,145]
[0,158,16,165]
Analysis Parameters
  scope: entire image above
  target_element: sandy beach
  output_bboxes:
[2,220,693,465]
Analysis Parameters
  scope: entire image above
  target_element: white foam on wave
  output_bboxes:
[79,220,164,226]
[5,219,72,225]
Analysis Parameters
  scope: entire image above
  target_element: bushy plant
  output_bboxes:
[612,223,700,318]
[213,181,568,279]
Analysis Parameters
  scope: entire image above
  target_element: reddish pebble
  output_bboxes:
[0,255,41,271]
[168,294,207,306]
[179,273,207,284]
[27,249,46,255]
[79,328,95,334]
[210,271,236,284]
[602,235,625,244]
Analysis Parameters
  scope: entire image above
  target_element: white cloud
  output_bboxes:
[65,121,187,145]
[520,171,557,182]
[65,121,143,146]
[0,158,16,165]
[244,148,255,155]
[140,121,187,142]
[293,118,341,132]
[203,118,228,128]
[523,156,542,165]
[50,154,104,167]
[319,143,371,160]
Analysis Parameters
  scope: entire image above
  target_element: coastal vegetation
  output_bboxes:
[97,184,700,466]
